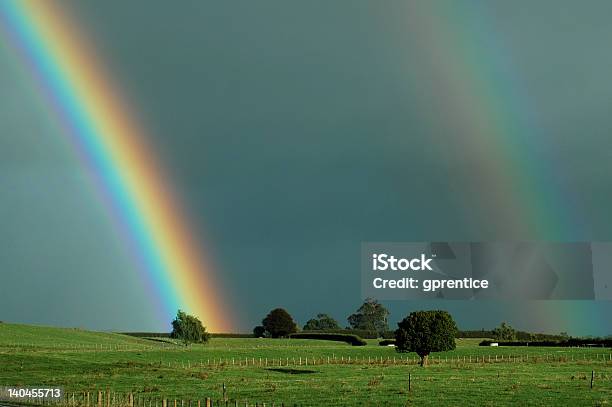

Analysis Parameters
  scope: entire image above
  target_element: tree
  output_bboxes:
[347,298,389,336]
[253,325,266,338]
[262,308,298,338]
[303,313,340,331]
[170,310,210,345]
[492,322,517,341]
[395,310,457,367]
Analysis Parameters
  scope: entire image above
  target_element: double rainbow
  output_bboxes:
[0,1,233,331]
[2,1,605,335]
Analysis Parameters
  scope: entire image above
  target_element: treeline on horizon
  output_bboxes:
[120,298,610,344]
[121,329,605,342]
[479,338,612,347]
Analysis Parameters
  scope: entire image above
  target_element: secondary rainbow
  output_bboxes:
[401,2,598,335]
[403,2,584,239]
[0,1,233,331]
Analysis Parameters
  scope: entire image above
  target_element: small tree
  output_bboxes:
[262,308,298,338]
[253,325,266,338]
[395,310,457,367]
[303,313,340,331]
[492,322,516,341]
[347,298,389,336]
[170,309,210,345]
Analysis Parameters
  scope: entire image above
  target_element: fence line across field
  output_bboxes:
[183,353,612,367]
[2,342,612,366]
[8,390,287,407]
[0,343,163,351]
[5,370,605,407]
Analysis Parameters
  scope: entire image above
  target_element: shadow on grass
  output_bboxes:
[266,368,319,375]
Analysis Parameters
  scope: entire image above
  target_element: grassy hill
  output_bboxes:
[0,322,610,406]
[0,322,161,349]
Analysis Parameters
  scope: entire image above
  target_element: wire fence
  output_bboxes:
[1,390,288,407]
[123,353,612,368]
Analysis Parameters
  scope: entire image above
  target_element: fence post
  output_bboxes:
[130,394,134,407]
[409,372,411,392]
[591,371,594,389]
[98,391,102,407]
[205,398,211,407]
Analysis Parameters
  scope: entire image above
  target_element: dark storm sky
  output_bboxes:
[2,0,612,334]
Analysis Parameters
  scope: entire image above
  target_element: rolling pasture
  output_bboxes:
[1,323,611,406]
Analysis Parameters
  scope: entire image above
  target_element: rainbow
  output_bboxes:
[403,2,584,239]
[401,2,599,335]
[0,1,233,331]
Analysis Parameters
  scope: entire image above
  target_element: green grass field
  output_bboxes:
[1,323,611,406]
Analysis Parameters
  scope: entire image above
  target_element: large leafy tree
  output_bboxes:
[492,322,517,341]
[262,308,298,338]
[253,325,266,338]
[170,310,210,345]
[303,313,340,330]
[347,298,389,336]
[395,310,457,366]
